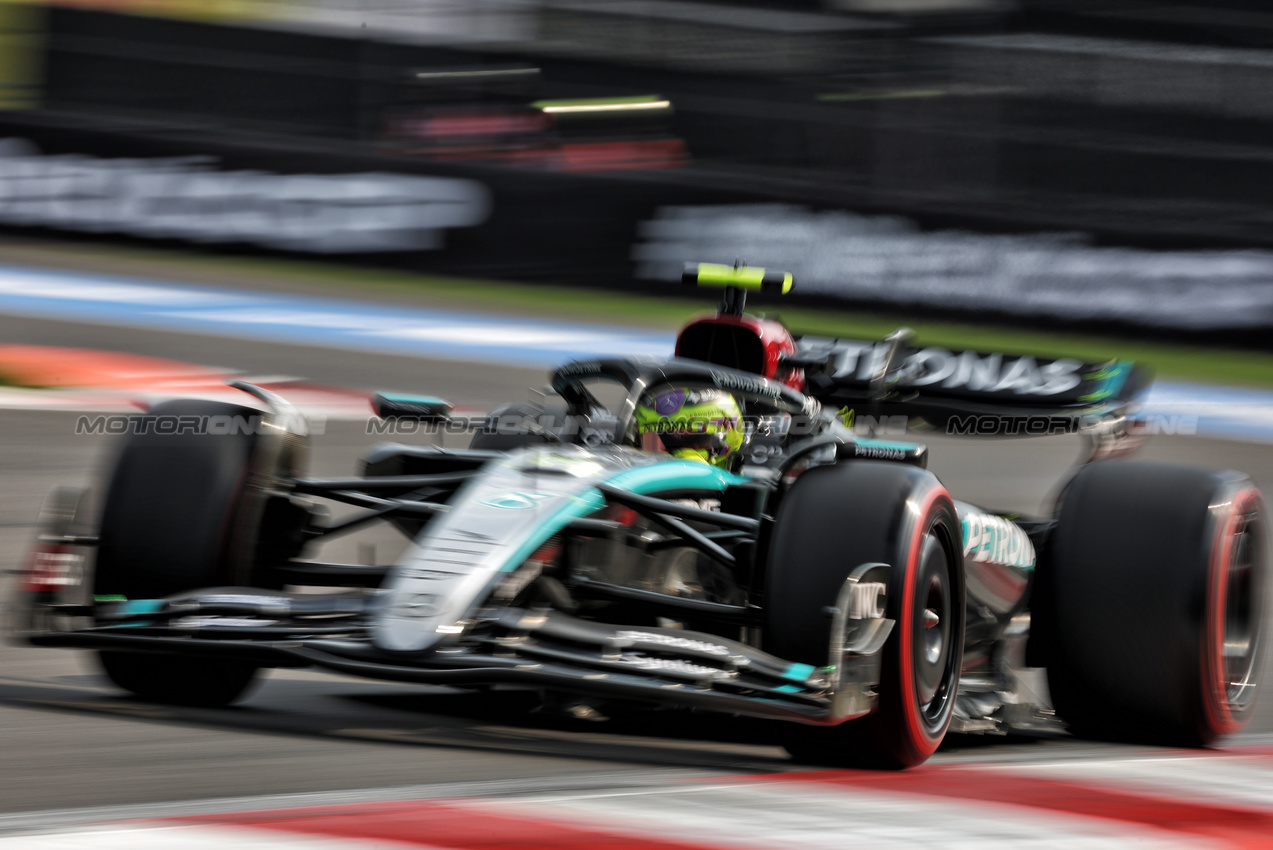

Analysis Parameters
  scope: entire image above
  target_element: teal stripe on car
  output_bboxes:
[1079,360,1134,403]
[605,460,748,494]
[782,662,817,682]
[498,460,747,573]
[109,598,164,628]
[117,599,164,616]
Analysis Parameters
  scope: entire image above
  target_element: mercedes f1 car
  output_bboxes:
[13,264,1266,768]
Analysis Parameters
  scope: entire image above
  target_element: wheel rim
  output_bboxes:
[914,532,956,725]
[1221,508,1262,714]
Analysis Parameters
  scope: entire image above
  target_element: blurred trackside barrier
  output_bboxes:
[0,109,753,279]
[6,3,1273,335]
[7,111,1273,338]
[16,2,1273,252]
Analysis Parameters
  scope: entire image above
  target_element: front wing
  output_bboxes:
[21,586,893,727]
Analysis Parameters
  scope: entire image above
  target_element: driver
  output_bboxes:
[633,387,745,468]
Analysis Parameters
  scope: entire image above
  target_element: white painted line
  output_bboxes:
[16,754,1273,849]
[464,780,1189,849]
[0,770,715,835]
[1003,753,1273,811]
[0,824,407,850]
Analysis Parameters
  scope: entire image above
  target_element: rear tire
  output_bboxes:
[764,462,964,768]
[1043,462,1265,746]
[92,399,298,707]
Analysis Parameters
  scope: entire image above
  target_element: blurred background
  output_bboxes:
[5,0,1273,831]
[3,0,1273,337]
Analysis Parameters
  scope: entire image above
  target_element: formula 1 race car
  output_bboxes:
[13,264,1266,768]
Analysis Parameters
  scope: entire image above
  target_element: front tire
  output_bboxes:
[92,399,298,707]
[98,652,259,708]
[764,461,965,768]
[1043,462,1265,746]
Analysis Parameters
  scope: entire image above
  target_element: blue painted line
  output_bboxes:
[1141,381,1273,444]
[0,264,674,368]
[2,263,1273,442]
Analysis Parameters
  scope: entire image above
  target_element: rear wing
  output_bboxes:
[790,335,1151,436]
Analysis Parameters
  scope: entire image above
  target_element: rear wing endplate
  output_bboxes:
[792,335,1151,436]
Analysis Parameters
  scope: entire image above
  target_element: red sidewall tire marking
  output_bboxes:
[1202,487,1261,737]
[898,484,954,757]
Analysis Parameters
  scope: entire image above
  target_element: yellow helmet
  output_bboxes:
[634,387,745,467]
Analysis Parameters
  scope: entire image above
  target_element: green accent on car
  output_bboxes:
[690,263,794,294]
[633,388,745,467]
[498,460,747,573]
[93,594,126,602]
[1078,360,1134,402]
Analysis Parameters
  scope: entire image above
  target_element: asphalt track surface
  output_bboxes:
[3,303,1273,822]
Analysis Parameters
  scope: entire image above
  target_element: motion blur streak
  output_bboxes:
[762,767,1273,847]
[27,754,1273,848]
[2,262,1272,443]
[635,204,1273,330]
[2,0,1273,842]
[179,801,722,850]
[0,264,670,364]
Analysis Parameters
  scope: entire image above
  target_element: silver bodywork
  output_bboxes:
[376,445,744,653]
